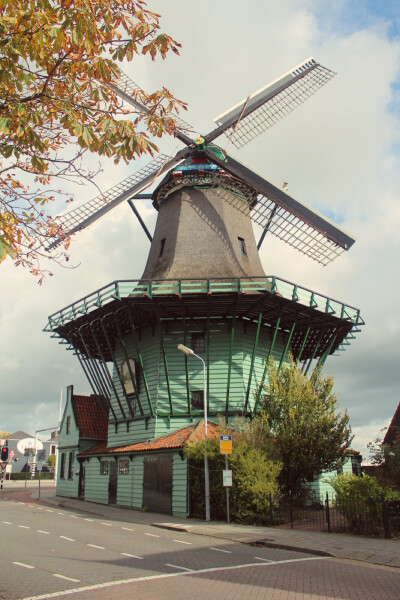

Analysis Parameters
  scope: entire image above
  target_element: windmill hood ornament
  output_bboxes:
[47,58,363,517]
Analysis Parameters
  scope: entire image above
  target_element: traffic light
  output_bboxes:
[1,446,9,461]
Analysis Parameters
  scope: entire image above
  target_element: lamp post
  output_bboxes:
[177,343,210,522]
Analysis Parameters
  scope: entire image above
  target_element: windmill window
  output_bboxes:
[191,332,205,354]
[191,390,204,410]
[100,461,109,475]
[119,459,129,475]
[66,416,71,434]
[159,238,166,257]
[121,358,139,397]
[238,237,247,256]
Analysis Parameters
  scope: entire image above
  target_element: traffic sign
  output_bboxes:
[9,449,15,461]
[219,435,232,454]
[37,449,46,461]
[0,462,7,472]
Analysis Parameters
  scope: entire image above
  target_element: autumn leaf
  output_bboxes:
[0,0,184,281]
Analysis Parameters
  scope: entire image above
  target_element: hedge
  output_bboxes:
[7,472,54,480]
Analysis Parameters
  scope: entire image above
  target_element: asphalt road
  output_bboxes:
[1,495,399,600]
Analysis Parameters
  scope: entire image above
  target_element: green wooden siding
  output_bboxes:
[83,457,110,504]
[106,319,287,448]
[107,418,156,447]
[56,450,79,498]
[309,457,354,499]
[172,453,188,517]
[131,455,144,509]
[57,386,79,497]
[116,458,133,507]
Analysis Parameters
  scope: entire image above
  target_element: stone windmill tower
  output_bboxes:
[47,58,363,516]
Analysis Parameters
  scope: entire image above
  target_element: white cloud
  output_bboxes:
[1,1,399,459]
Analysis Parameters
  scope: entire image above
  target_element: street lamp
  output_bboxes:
[177,343,210,522]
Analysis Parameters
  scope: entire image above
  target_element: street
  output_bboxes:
[1,491,399,600]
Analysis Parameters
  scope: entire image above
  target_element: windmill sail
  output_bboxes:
[107,71,195,145]
[204,148,355,266]
[210,57,335,148]
[46,151,189,251]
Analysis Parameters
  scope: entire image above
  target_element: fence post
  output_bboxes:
[381,494,391,539]
[269,494,274,526]
[325,492,331,534]
[289,490,293,529]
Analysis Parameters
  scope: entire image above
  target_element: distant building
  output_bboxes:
[1,430,57,473]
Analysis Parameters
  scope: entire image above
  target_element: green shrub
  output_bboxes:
[185,431,280,523]
[327,474,400,534]
[9,472,54,480]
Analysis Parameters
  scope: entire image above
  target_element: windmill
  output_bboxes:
[47,58,363,516]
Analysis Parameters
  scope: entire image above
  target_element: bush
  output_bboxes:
[185,428,280,523]
[9,472,54,480]
[327,474,400,535]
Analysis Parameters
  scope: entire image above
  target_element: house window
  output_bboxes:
[100,461,109,475]
[119,459,129,475]
[66,416,71,434]
[191,333,205,354]
[60,453,66,479]
[121,358,139,397]
[159,237,166,257]
[191,390,204,410]
[51,445,56,455]
[238,237,247,256]
[68,452,74,479]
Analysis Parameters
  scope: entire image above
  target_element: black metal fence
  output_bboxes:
[264,493,400,538]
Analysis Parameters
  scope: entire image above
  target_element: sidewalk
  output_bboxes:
[3,483,399,569]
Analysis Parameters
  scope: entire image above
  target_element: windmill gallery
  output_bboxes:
[46,58,363,516]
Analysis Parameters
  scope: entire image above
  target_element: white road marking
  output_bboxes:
[173,539,192,545]
[19,557,328,600]
[165,563,193,572]
[18,501,25,505]
[87,544,106,550]
[53,574,80,582]
[19,525,30,529]
[36,507,43,510]
[209,547,232,553]
[13,562,35,569]
[3,521,12,524]
[70,515,79,519]
[145,533,160,537]
[101,522,112,526]
[57,512,64,515]
[84,518,93,522]
[121,527,134,531]
[59,536,75,542]
[37,530,50,535]
[46,509,54,512]
[254,556,273,562]
[121,553,143,560]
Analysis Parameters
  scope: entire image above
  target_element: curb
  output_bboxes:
[152,523,333,557]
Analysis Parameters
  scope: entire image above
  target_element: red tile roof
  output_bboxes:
[78,420,219,457]
[72,395,108,440]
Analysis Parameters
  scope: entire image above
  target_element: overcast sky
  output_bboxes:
[1,0,399,460]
